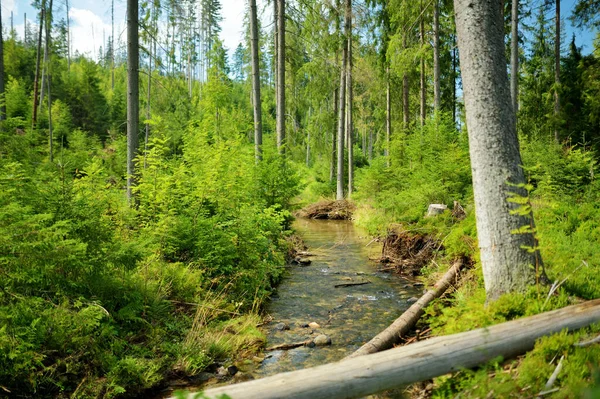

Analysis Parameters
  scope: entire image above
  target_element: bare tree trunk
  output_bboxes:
[66,0,70,71]
[127,0,139,203]
[24,13,27,46]
[276,0,285,153]
[453,34,457,123]
[554,0,560,143]
[385,66,391,166]
[32,6,45,129]
[402,35,409,130]
[40,0,53,112]
[368,127,373,161]
[0,5,5,120]
[433,0,441,112]
[274,0,278,93]
[111,0,115,90]
[330,3,341,182]
[419,2,426,127]
[454,0,540,302]
[510,0,518,117]
[45,0,53,160]
[336,36,347,201]
[144,2,154,169]
[306,108,311,167]
[345,0,353,198]
[330,86,338,182]
[250,0,263,162]
[47,75,53,162]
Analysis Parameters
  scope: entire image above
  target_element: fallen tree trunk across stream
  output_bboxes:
[183,299,600,399]
[348,258,465,358]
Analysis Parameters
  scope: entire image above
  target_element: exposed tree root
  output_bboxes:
[378,226,440,276]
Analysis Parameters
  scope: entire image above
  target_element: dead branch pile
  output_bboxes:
[380,227,440,276]
[296,200,355,220]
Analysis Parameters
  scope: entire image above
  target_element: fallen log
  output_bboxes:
[334,281,371,288]
[347,258,465,358]
[178,299,600,399]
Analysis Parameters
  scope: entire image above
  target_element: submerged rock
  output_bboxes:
[407,297,419,304]
[313,334,332,346]
[308,322,320,329]
[274,322,290,331]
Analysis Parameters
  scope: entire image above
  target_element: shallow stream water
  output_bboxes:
[256,218,421,376]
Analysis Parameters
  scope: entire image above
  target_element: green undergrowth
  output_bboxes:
[342,116,600,397]
[0,115,299,397]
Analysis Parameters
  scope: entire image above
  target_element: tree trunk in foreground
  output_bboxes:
[348,259,465,358]
[250,0,263,162]
[276,0,285,153]
[191,299,600,399]
[454,0,539,302]
[511,0,519,116]
[127,0,139,203]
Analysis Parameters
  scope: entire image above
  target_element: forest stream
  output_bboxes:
[255,218,421,376]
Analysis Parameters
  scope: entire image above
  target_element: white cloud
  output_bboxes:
[3,0,16,14]
[220,0,245,53]
[70,7,120,60]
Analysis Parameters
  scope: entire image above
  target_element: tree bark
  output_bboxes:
[385,66,391,166]
[144,1,155,169]
[276,0,286,154]
[336,35,347,201]
[511,0,518,117]
[274,0,278,94]
[45,0,53,161]
[66,0,70,71]
[193,300,600,399]
[250,0,263,162]
[345,0,353,198]
[111,0,115,90]
[32,6,45,129]
[419,1,426,127]
[47,75,53,162]
[554,0,560,143]
[454,0,539,301]
[348,259,465,358]
[127,0,139,203]
[402,34,409,130]
[330,86,338,182]
[433,0,441,112]
[0,4,5,120]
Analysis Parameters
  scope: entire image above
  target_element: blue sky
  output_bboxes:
[1,0,597,62]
